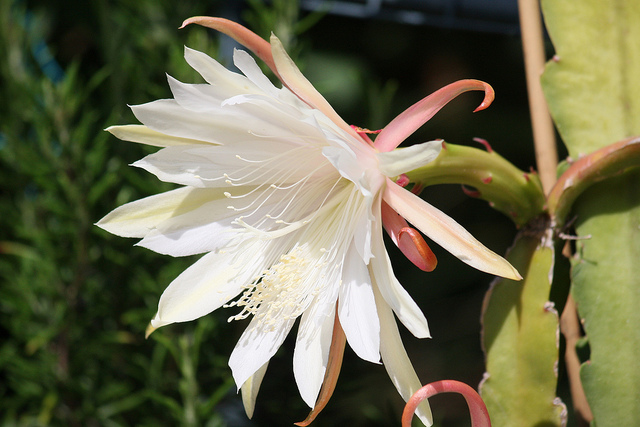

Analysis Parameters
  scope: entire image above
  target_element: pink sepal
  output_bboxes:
[402,380,491,427]
[381,201,437,272]
[375,80,495,152]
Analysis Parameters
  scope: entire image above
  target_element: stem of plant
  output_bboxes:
[518,0,557,194]
[518,0,591,421]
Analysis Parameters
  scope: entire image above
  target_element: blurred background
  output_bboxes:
[0,0,549,425]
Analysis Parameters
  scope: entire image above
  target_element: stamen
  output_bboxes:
[226,245,325,326]
[224,184,370,329]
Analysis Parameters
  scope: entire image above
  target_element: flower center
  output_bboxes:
[224,244,328,327]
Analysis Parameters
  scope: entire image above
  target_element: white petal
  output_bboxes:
[293,302,336,407]
[98,184,298,257]
[383,180,522,280]
[232,49,280,98]
[136,198,240,256]
[106,125,209,147]
[130,99,228,144]
[138,184,307,256]
[131,99,298,146]
[96,186,212,238]
[338,242,380,363]
[322,145,359,182]
[132,142,325,188]
[352,209,374,263]
[369,221,431,339]
[131,96,332,151]
[373,277,433,426]
[241,361,269,419]
[167,75,228,112]
[269,34,361,141]
[321,134,383,201]
[151,239,272,328]
[229,315,297,389]
[184,46,251,90]
[376,140,442,177]
[351,189,385,264]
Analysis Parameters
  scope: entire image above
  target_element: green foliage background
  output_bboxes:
[0,1,539,425]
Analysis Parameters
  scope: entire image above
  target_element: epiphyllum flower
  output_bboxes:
[98,17,520,426]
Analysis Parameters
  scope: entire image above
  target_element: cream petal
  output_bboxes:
[135,194,248,256]
[383,179,522,280]
[106,125,209,147]
[321,132,384,200]
[132,145,211,187]
[175,51,338,145]
[376,140,442,177]
[136,183,303,256]
[338,242,380,363]
[269,34,362,142]
[131,96,327,148]
[373,279,433,426]
[219,93,331,143]
[137,220,236,257]
[369,220,431,339]
[130,99,230,144]
[96,186,215,238]
[293,301,336,408]
[167,70,288,118]
[351,207,374,264]
[229,315,297,390]
[241,361,269,419]
[131,99,295,146]
[151,243,266,329]
[221,91,315,126]
[232,49,280,98]
[350,187,386,264]
[132,142,326,188]
[322,144,360,183]
[98,183,301,257]
[183,45,252,90]
[167,75,231,112]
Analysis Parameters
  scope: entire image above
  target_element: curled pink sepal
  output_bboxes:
[381,201,438,272]
[180,17,280,80]
[374,80,495,152]
[402,380,491,427]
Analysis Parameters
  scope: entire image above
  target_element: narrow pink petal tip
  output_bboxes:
[402,380,491,427]
[374,79,495,152]
[472,82,495,113]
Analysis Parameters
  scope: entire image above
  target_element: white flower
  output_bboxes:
[98,17,520,426]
